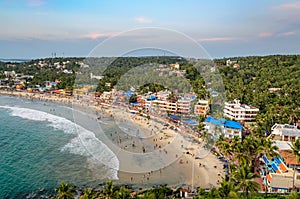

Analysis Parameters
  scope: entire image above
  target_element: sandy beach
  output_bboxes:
[112,110,224,189]
[0,90,224,190]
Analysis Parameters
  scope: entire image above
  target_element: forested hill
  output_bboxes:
[215,55,300,131]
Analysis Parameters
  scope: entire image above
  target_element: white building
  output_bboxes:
[4,71,16,78]
[226,59,237,66]
[90,73,104,80]
[151,99,178,114]
[272,123,300,142]
[224,99,259,123]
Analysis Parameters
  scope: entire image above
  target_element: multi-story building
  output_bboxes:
[153,99,178,113]
[194,99,209,116]
[224,99,259,123]
[204,116,243,139]
[177,99,192,114]
[143,94,192,115]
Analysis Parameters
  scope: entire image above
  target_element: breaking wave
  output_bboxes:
[0,105,119,179]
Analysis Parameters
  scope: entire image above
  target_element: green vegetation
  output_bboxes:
[0,58,83,91]
[55,182,76,199]
[94,56,186,92]
[137,83,165,94]
[52,181,300,199]
[129,94,138,103]
[216,55,300,132]
[53,181,174,199]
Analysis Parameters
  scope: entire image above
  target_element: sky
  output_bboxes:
[0,0,300,59]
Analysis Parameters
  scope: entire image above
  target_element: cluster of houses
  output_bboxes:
[154,63,187,77]
[0,59,76,93]
[0,70,33,89]
[0,70,70,94]
[260,123,300,193]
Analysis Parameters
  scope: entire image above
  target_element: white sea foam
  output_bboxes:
[0,105,119,179]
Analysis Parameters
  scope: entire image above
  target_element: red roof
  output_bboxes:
[279,150,300,165]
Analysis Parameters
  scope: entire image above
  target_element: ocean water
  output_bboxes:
[0,95,119,198]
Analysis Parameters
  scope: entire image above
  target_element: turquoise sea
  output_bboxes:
[0,95,119,198]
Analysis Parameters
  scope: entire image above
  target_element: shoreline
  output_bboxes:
[0,90,224,190]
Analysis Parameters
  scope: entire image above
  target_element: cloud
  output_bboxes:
[279,31,297,36]
[26,0,45,7]
[134,17,153,24]
[258,32,273,38]
[83,33,114,39]
[197,37,241,42]
[274,2,300,10]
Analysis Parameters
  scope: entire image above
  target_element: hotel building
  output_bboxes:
[224,99,259,123]
[194,99,209,116]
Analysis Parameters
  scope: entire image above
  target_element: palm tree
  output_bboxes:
[233,164,260,199]
[55,182,76,199]
[215,134,232,158]
[233,143,249,166]
[198,122,205,133]
[104,181,115,199]
[260,138,279,159]
[287,191,300,199]
[217,180,237,199]
[206,187,219,199]
[197,188,207,199]
[79,188,99,199]
[289,138,300,190]
[116,187,131,199]
[241,135,259,166]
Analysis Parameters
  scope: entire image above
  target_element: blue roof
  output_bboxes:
[124,93,133,97]
[169,114,180,120]
[205,116,242,130]
[130,102,139,106]
[274,157,281,165]
[263,156,270,165]
[184,119,198,126]
[147,96,156,101]
[271,162,279,172]
[124,90,135,96]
